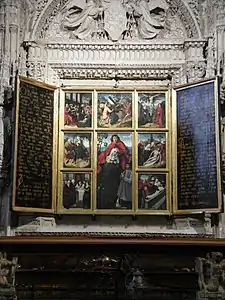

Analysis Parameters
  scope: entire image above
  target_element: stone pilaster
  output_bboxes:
[26,42,47,81]
[0,0,20,236]
[184,40,207,83]
[215,0,225,238]
[205,36,216,78]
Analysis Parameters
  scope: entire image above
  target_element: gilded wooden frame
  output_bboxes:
[135,88,171,215]
[12,78,222,216]
[57,171,93,214]
[12,76,58,213]
[172,78,222,214]
[57,88,94,213]
[57,87,171,215]
[135,172,171,214]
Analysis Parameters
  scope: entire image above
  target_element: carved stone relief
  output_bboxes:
[59,0,169,42]
[156,8,187,40]
[196,252,225,300]
[45,1,186,42]
[26,42,188,85]
[32,0,201,41]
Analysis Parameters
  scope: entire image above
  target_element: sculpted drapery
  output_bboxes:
[62,0,168,41]
[62,0,103,40]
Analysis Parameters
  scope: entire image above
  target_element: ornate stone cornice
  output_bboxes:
[45,43,184,51]
[27,42,186,73]
[14,231,212,238]
[216,25,225,31]
[31,0,202,41]
[51,63,182,70]
[184,39,207,49]
[50,63,180,80]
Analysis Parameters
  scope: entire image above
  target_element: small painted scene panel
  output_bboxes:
[62,172,91,210]
[97,93,132,128]
[138,173,167,210]
[96,133,132,209]
[64,133,91,168]
[138,93,166,128]
[138,133,166,168]
[64,92,92,128]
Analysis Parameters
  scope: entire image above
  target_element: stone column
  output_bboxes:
[215,0,225,76]
[184,40,207,83]
[0,0,20,236]
[205,36,216,78]
[214,0,225,238]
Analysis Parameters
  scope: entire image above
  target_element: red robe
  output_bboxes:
[155,105,163,127]
[64,108,73,125]
[97,140,130,173]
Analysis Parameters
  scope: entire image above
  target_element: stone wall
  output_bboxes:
[0,0,225,236]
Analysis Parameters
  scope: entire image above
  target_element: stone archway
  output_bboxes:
[22,0,206,87]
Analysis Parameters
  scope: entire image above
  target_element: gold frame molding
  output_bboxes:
[58,87,171,215]
[13,77,222,216]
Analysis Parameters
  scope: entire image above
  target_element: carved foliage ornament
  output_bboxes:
[33,0,201,40]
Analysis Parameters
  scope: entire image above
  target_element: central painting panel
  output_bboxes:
[96,132,133,210]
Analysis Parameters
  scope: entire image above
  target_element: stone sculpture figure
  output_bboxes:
[131,0,168,39]
[62,0,103,40]
[61,0,168,41]
[0,252,18,300]
[196,252,225,300]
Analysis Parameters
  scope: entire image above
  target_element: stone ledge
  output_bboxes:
[14,231,212,238]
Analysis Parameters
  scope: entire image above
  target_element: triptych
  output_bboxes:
[58,89,171,214]
[13,77,222,215]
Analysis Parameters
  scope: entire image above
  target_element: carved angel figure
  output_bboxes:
[131,0,168,39]
[62,0,103,40]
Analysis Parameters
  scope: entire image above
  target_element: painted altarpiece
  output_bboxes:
[11,76,222,216]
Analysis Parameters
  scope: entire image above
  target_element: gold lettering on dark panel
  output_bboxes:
[14,80,54,209]
[176,81,221,211]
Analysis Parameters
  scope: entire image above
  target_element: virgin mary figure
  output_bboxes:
[97,135,131,209]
